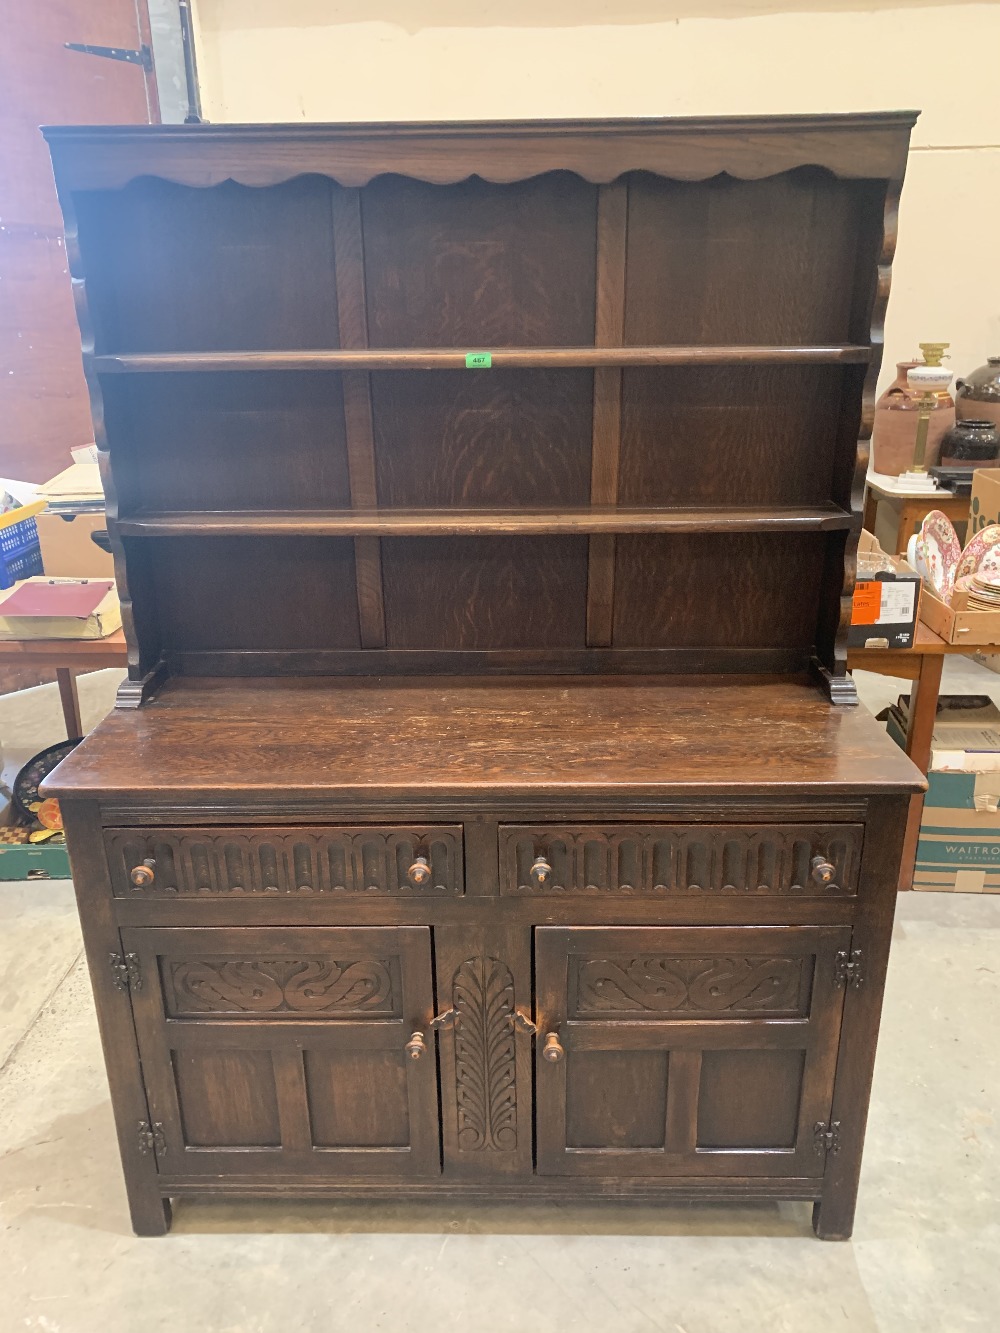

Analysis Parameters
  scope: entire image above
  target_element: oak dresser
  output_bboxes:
[42,115,924,1238]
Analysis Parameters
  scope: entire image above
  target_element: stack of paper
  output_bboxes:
[0,578,121,640]
[37,463,105,516]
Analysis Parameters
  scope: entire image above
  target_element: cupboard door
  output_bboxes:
[535,925,850,1178]
[123,926,440,1179]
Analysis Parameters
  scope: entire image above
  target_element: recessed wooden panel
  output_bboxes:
[371,369,593,508]
[104,373,352,514]
[76,178,341,353]
[697,1049,806,1150]
[565,1050,668,1149]
[173,1048,281,1148]
[619,366,845,508]
[569,954,812,1020]
[361,172,598,347]
[305,1049,410,1148]
[612,532,827,651]
[381,535,588,649]
[535,924,850,1179]
[624,169,869,346]
[160,954,401,1019]
[140,536,362,652]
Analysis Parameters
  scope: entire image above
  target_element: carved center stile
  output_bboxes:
[451,957,519,1152]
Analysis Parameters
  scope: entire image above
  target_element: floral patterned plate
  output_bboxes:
[915,510,962,601]
[956,523,1000,584]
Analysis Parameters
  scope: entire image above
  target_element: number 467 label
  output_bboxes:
[465,352,492,369]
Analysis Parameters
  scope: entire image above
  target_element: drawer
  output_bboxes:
[500,823,862,897]
[105,825,463,898]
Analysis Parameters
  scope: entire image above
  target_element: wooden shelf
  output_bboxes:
[93,345,873,374]
[116,506,857,538]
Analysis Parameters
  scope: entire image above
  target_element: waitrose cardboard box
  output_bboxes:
[885,695,1000,892]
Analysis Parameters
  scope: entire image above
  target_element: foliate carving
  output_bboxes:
[574,955,805,1016]
[501,824,860,896]
[166,956,395,1017]
[452,957,518,1152]
[104,825,463,898]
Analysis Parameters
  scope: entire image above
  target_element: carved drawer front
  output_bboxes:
[534,924,851,1179]
[105,825,463,898]
[122,925,441,1180]
[500,823,862,896]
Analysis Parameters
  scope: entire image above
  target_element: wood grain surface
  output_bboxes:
[44,676,924,801]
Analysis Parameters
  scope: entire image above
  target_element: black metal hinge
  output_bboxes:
[814,1120,841,1158]
[833,949,864,989]
[65,42,153,72]
[109,951,142,993]
[137,1121,166,1157]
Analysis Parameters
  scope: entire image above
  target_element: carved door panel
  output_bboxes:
[122,926,440,1179]
[535,925,850,1178]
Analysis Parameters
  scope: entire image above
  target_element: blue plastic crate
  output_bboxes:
[0,515,44,590]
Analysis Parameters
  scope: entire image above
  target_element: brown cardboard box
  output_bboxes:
[36,513,114,577]
[969,467,1000,537]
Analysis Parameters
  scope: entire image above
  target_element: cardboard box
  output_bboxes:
[885,697,1000,892]
[849,530,921,649]
[969,467,1000,537]
[0,842,70,880]
[36,513,114,578]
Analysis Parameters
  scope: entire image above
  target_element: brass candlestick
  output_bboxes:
[907,342,952,476]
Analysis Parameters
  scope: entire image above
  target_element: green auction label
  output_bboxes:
[465,352,492,368]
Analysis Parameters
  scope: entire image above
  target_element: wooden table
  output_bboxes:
[862,477,970,555]
[0,630,127,739]
[849,623,1000,888]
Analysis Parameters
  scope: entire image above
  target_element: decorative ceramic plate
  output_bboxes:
[956,523,1000,583]
[915,510,962,600]
[907,532,931,586]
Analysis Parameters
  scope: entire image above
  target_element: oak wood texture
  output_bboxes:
[114,506,856,537]
[43,676,923,805]
[91,346,873,372]
[43,115,925,1240]
[46,115,915,695]
[534,925,849,1177]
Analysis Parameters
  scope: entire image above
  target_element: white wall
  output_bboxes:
[190,0,1000,387]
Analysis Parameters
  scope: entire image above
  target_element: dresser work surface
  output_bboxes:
[42,114,924,1239]
[46,676,922,803]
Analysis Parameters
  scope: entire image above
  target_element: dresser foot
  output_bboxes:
[811,1195,854,1242]
[129,1194,172,1237]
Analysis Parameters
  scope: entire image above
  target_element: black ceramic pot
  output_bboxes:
[939,418,1000,468]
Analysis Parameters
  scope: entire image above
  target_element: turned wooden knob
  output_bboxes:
[405,1030,428,1060]
[130,858,155,888]
[542,1032,565,1063]
[407,855,432,887]
[529,855,552,888]
[810,855,836,886]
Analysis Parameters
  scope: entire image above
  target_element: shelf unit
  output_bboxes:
[45,114,913,704]
[42,115,923,1243]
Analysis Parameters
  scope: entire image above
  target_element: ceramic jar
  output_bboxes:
[956,357,1000,430]
[939,418,1000,468]
[871,360,955,476]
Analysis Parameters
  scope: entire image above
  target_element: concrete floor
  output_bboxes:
[0,665,998,1332]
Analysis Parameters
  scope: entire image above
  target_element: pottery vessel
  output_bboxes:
[871,360,955,476]
[956,356,1000,430]
[939,418,1000,469]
